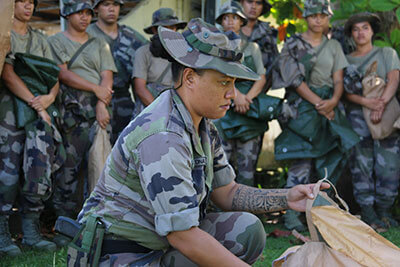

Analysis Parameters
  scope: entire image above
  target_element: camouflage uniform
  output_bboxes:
[48,0,117,214]
[132,8,186,117]
[78,90,265,266]
[0,27,64,215]
[215,2,267,186]
[344,46,400,209]
[76,19,265,266]
[87,20,148,144]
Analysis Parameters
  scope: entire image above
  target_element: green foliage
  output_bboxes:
[268,0,400,53]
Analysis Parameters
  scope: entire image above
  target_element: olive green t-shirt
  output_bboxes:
[5,27,53,65]
[48,32,117,85]
[241,40,266,75]
[346,46,400,80]
[308,36,348,88]
[132,43,173,86]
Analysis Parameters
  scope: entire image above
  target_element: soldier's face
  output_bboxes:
[68,9,92,32]
[306,13,329,34]
[241,0,263,20]
[351,21,373,46]
[96,0,120,24]
[14,0,34,22]
[189,69,236,120]
[221,14,243,34]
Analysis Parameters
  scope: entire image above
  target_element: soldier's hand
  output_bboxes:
[363,97,385,111]
[38,110,52,126]
[370,109,383,124]
[234,91,251,114]
[96,101,110,129]
[315,99,336,114]
[29,94,55,111]
[287,182,330,212]
[94,85,113,106]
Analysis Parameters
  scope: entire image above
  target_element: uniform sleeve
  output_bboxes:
[382,46,400,73]
[99,40,117,73]
[132,45,149,80]
[271,39,304,90]
[332,40,348,73]
[41,36,54,61]
[48,35,70,65]
[136,132,200,236]
[209,122,235,188]
[251,42,266,75]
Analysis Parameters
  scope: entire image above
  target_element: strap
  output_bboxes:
[67,38,95,69]
[357,47,381,72]
[81,214,102,252]
[309,38,329,74]
[156,62,172,85]
[305,168,350,242]
[26,30,33,54]
[92,226,105,267]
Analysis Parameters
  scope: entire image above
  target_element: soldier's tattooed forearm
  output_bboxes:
[232,185,289,213]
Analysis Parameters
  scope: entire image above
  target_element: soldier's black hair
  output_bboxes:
[150,33,204,85]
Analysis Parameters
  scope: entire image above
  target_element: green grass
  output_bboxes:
[1,224,399,267]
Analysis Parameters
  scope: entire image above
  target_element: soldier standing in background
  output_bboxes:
[88,0,148,144]
[239,0,278,87]
[0,0,62,255]
[48,0,116,223]
[131,8,186,117]
[343,12,400,229]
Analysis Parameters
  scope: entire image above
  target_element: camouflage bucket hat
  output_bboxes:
[216,1,248,26]
[61,0,94,17]
[303,0,332,18]
[158,18,260,81]
[92,0,123,8]
[144,8,187,34]
[344,12,381,37]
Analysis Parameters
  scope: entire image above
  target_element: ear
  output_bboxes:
[182,68,197,89]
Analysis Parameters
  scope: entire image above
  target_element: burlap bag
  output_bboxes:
[362,61,400,139]
[0,0,13,74]
[88,122,112,193]
[273,174,400,267]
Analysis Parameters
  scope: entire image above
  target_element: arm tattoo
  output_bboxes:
[232,185,289,213]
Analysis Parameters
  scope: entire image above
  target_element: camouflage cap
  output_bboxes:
[144,8,187,34]
[216,1,248,26]
[344,12,381,37]
[302,0,332,18]
[92,0,123,8]
[158,18,260,81]
[61,0,94,17]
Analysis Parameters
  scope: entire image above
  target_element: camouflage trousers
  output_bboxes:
[53,117,96,214]
[222,136,262,186]
[111,95,135,145]
[285,159,313,188]
[98,212,265,266]
[0,93,65,214]
[349,133,400,208]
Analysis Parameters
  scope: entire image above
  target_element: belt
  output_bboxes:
[101,234,152,256]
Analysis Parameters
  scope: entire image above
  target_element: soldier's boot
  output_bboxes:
[283,210,306,232]
[21,213,57,251]
[0,215,22,256]
[360,205,386,230]
[376,207,399,228]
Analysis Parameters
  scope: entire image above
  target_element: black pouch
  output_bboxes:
[67,215,105,267]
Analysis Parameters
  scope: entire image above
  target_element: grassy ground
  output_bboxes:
[1,220,400,267]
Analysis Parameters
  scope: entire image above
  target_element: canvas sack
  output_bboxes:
[88,122,112,192]
[273,176,400,267]
[362,61,400,139]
